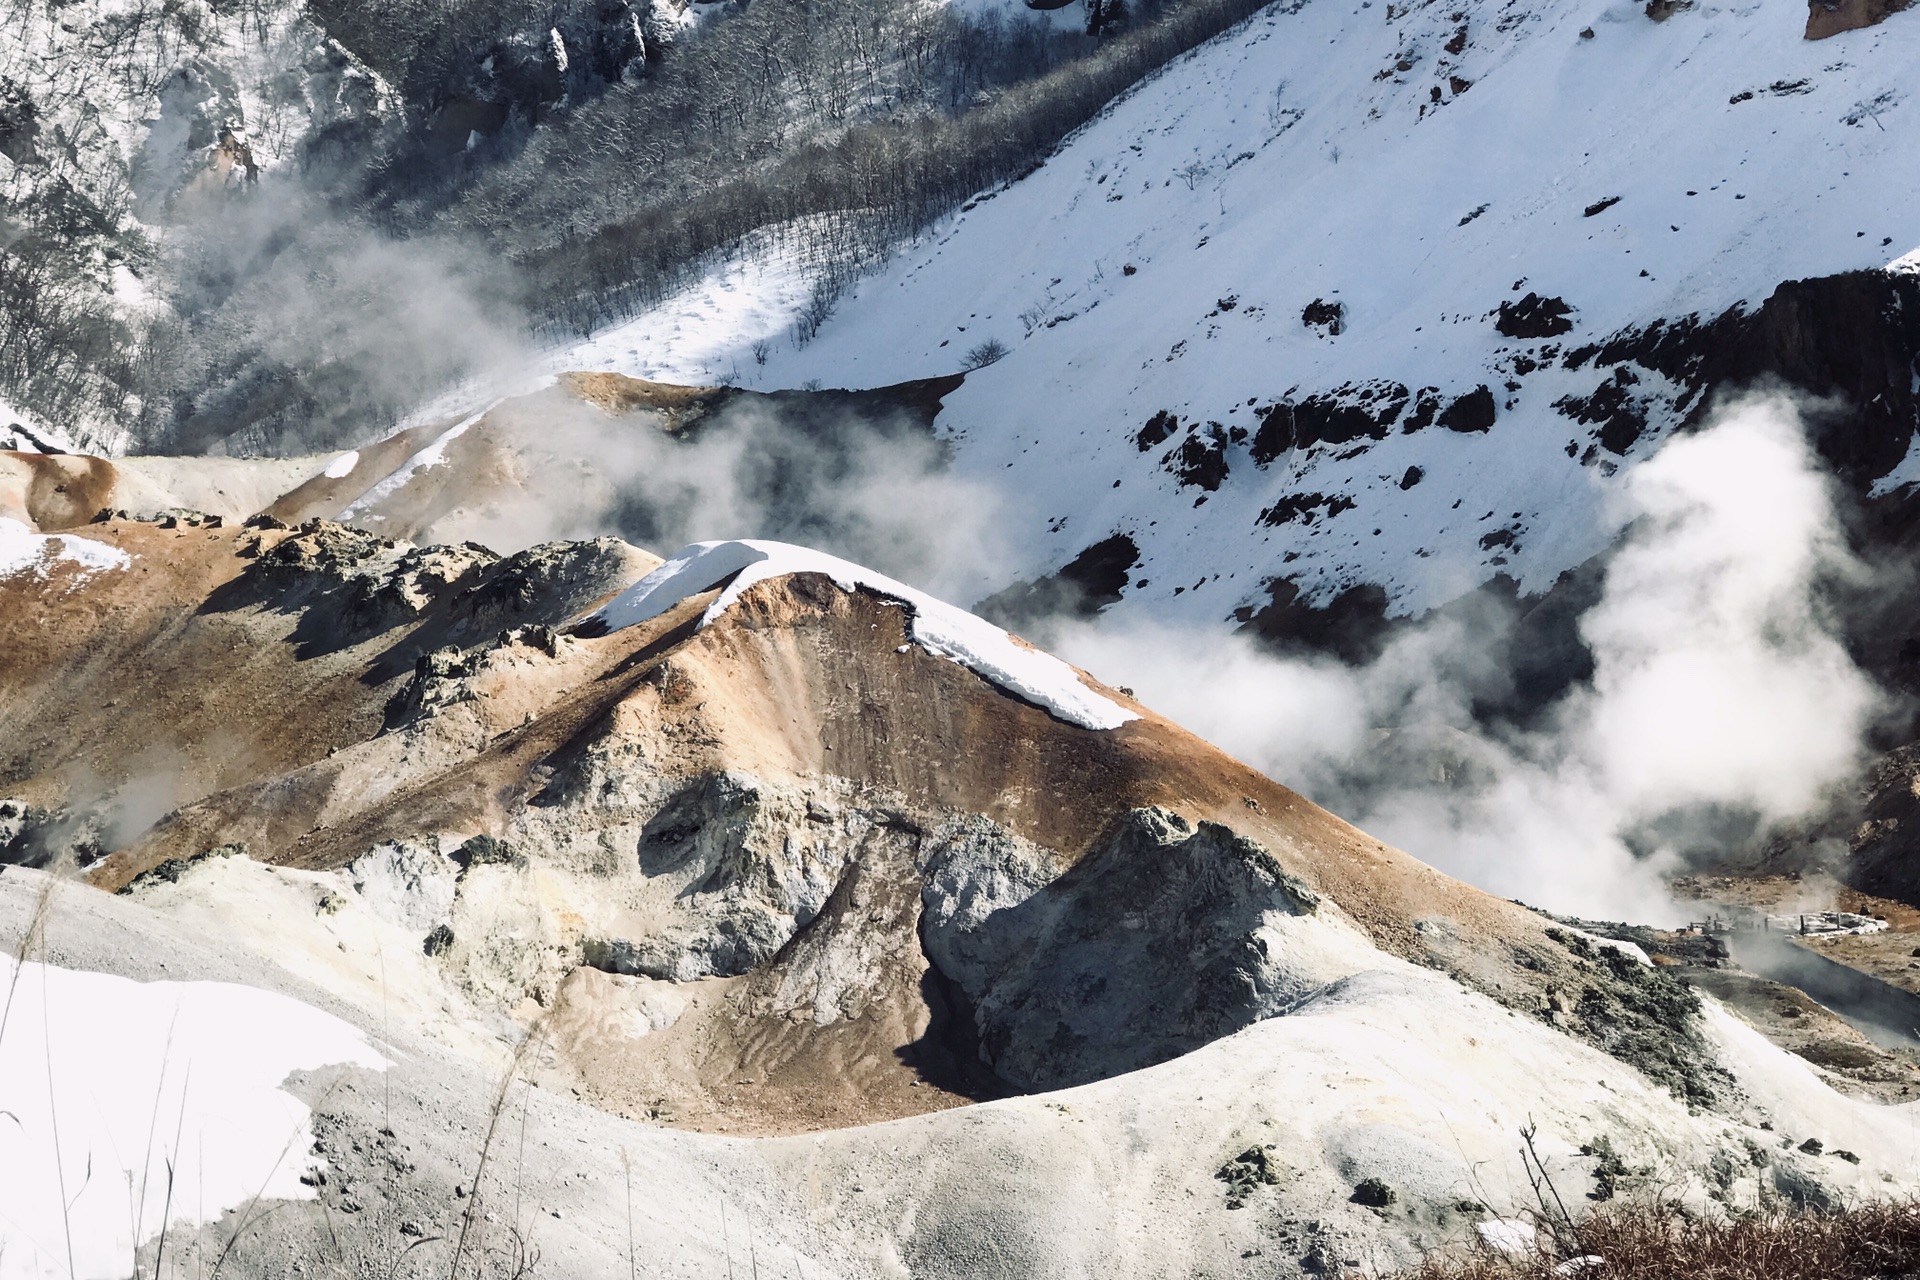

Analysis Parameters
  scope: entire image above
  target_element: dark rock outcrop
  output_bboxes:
[1688,270,1920,484]
[1165,424,1231,491]
[1302,298,1347,335]
[1257,492,1356,528]
[452,538,644,626]
[1558,269,1920,484]
[1233,576,1394,665]
[1248,380,1502,462]
[1251,382,1411,462]
[976,533,1141,629]
[1135,409,1179,451]
[1496,292,1575,339]
[921,808,1321,1090]
[1438,385,1497,433]
[208,520,499,659]
[1555,371,1651,455]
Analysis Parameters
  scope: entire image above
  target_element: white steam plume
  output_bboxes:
[1574,398,1874,821]
[1058,395,1882,922]
[382,393,1011,607]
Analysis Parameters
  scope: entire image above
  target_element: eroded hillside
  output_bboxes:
[9,408,1920,1273]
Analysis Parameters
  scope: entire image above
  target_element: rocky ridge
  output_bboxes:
[3,466,1918,1279]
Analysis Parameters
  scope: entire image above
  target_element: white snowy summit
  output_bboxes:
[584,539,1139,729]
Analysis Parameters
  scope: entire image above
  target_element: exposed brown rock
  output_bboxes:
[0,516,1620,1134]
[0,452,119,529]
[559,371,732,432]
[1806,0,1908,39]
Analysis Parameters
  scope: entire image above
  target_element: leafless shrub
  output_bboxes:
[792,278,840,347]
[960,338,1008,369]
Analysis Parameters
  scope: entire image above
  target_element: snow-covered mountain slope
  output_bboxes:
[560,0,1919,624]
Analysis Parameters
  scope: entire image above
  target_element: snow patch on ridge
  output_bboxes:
[342,403,499,517]
[1870,431,1920,497]
[321,450,361,479]
[0,398,82,456]
[585,539,1138,731]
[0,955,387,1279]
[1555,926,1651,966]
[0,518,131,586]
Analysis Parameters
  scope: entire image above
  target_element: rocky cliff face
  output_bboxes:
[924,807,1329,1090]
[1584,268,1920,487]
[1806,0,1912,39]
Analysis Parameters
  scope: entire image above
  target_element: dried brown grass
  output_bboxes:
[1403,1200,1920,1280]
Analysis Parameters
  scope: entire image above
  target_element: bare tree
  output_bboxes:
[960,338,1008,370]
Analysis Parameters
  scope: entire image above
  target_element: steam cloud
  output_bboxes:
[146,181,529,457]
[162,205,1881,929]
[1056,395,1884,921]
[391,394,1011,607]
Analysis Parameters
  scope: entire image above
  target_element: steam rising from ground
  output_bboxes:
[456,390,1874,920]
[1058,396,1882,921]
[405,394,1010,606]
[146,184,529,456]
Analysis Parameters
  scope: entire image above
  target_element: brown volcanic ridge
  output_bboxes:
[0,375,1908,1141]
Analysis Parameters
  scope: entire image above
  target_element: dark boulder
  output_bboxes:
[976,533,1141,629]
[1438,385,1497,433]
[1496,292,1575,339]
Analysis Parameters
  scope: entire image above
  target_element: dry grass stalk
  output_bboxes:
[1402,1200,1920,1280]
[621,1147,636,1280]
[0,869,57,1048]
[447,1015,550,1280]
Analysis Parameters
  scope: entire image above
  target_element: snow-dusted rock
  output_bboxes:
[582,539,1138,730]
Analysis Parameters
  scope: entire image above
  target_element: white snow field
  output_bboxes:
[0,951,385,1280]
[587,539,1139,729]
[547,248,820,389]
[555,0,1918,622]
[8,861,1920,1277]
[321,451,361,480]
[0,518,132,585]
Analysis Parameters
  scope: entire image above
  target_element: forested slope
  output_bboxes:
[0,0,1274,455]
